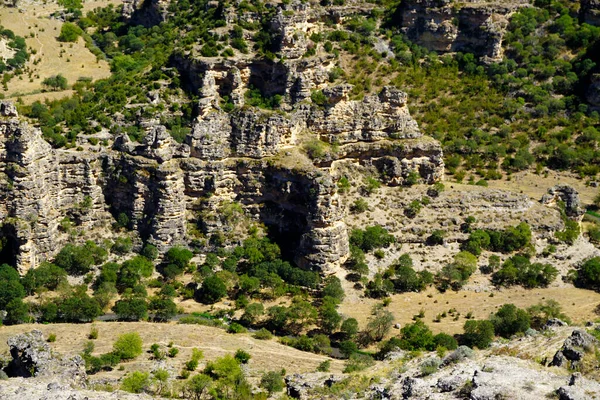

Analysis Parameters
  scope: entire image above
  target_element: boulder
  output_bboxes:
[4,330,86,386]
[550,329,598,368]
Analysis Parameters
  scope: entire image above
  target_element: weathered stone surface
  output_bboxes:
[311,86,421,144]
[398,0,529,60]
[285,373,343,399]
[121,0,170,27]
[541,184,585,219]
[587,73,600,107]
[581,0,600,26]
[551,329,598,368]
[4,330,86,386]
[0,377,161,400]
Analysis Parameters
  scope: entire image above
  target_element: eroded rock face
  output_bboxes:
[587,74,600,107]
[121,0,170,27]
[4,330,86,386]
[551,330,598,369]
[581,0,600,26]
[0,8,446,276]
[398,0,530,60]
[541,184,585,219]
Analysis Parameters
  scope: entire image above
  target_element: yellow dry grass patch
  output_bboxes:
[0,0,120,103]
[484,170,598,207]
[0,321,344,381]
[338,286,600,336]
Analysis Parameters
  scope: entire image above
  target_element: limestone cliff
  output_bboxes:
[0,80,442,274]
[396,0,530,61]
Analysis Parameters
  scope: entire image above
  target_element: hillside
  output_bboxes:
[0,0,600,399]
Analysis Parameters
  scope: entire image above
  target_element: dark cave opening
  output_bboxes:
[0,224,20,268]
[261,201,307,265]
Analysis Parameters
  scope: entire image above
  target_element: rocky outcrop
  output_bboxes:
[550,329,598,368]
[311,86,421,144]
[121,0,171,27]
[587,73,600,107]
[581,0,600,26]
[397,0,530,60]
[286,355,600,399]
[0,379,161,400]
[0,12,445,276]
[0,103,112,271]
[285,373,343,399]
[541,184,585,220]
[3,330,86,386]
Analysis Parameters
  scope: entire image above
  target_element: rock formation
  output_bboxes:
[397,0,530,61]
[541,184,585,220]
[0,67,443,274]
[3,330,86,386]
[581,0,600,26]
[550,329,598,369]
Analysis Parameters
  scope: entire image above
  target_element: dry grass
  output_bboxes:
[0,321,344,381]
[485,170,598,207]
[338,286,600,336]
[0,0,119,103]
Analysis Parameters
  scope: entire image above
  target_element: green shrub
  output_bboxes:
[350,226,395,252]
[343,353,375,373]
[228,323,247,334]
[47,333,57,343]
[574,257,600,290]
[317,360,330,372]
[420,357,442,375]
[253,328,273,340]
[121,371,149,393]
[461,320,495,349]
[492,255,557,288]
[112,332,143,360]
[260,371,284,394]
[490,304,530,338]
[234,349,251,364]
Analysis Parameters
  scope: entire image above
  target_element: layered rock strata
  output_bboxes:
[397,0,530,60]
[0,79,442,274]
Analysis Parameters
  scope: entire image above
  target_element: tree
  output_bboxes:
[4,298,29,325]
[322,276,345,303]
[260,371,284,394]
[398,320,435,351]
[113,332,143,360]
[575,257,600,290]
[267,306,289,332]
[183,374,212,400]
[527,300,570,329]
[148,297,177,322]
[462,320,495,349]
[42,74,68,91]
[121,371,150,393]
[112,298,148,321]
[59,290,101,322]
[341,318,359,338]
[161,246,193,279]
[240,302,264,325]
[319,299,342,334]
[288,299,318,333]
[198,275,227,304]
[360,305,394,345]
[433,333,458,350]
[22,262,67,295]
[0,276,25,309]
[490,304,530,338]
